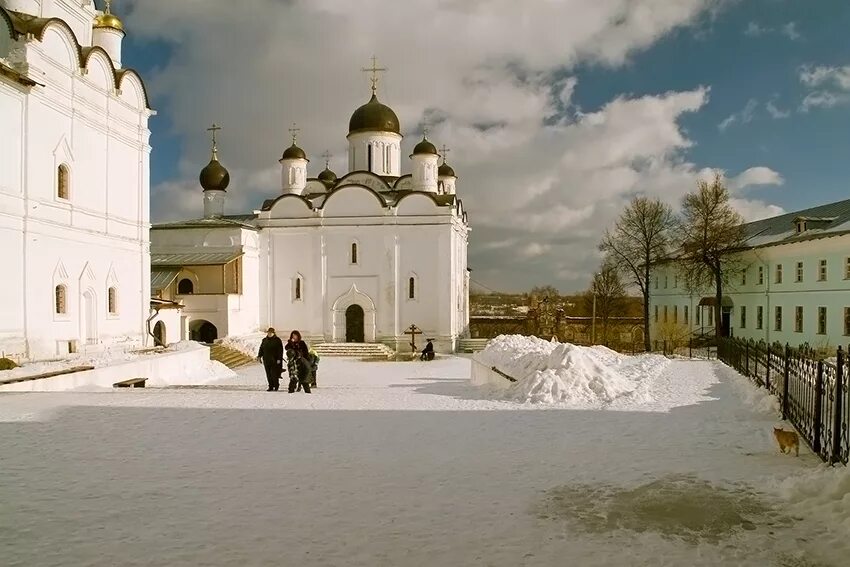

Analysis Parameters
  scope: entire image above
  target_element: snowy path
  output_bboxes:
[1,357,847,566]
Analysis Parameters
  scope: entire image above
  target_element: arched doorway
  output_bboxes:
[189,320,218,343]
[177,278,194,294]
[345,305,365,343]
[153,321,166,347]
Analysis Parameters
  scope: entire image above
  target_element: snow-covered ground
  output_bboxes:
[1,347,848,566]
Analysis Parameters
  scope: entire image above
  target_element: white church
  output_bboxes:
[151,81,471,353]
[0,0,470,361]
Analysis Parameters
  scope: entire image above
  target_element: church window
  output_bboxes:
[408,277,416,299]
[177,278,194,294]
[295,277,302,300]
[55,285,67,314]
[57,164,70,200]
[367,144,373,171]
[351,242,358,264]
[107,287,118,315]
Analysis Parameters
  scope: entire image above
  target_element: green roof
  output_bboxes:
[743,198,850,248]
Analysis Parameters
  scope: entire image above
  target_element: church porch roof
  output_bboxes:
[151,251,243,267]
[151,268,180,291]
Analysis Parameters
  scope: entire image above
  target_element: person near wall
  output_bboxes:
[420,338,435,361]
[285,330,312,393]
[257,327,283,391]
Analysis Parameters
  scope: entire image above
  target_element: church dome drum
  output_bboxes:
[348,94,400,135]
[199,158,230,191]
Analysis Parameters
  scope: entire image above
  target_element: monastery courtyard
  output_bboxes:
[1,356,845,567]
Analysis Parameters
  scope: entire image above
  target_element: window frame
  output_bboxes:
[775,306,783,332]
[775,263,783,284]
[818,259,827,282]
[54,284,68,317]
[795,306,803,333]
[756,306,764,330]
[57,163,71,201]
[796,261,803,283]
[107,286,118,316]
[740,305,747,329]
[817,306,827,335]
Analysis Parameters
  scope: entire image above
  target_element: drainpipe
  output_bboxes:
[146,306,162,347]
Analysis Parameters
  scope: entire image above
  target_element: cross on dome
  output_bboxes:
[207,123,221,158]
[439,144,450,163]
[321,150,332,168]
[288,123,300,145]
[361,55,387,95]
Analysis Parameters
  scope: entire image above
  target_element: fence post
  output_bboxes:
[689,337,692,359]
[745,340,750,377]
[831,346,844,465]
[663,340,667,356]
[782,343,791,421]
[765,343,772,392]
[813,359,824,455]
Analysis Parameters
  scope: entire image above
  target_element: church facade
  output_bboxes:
[0,1,153,361]
[152,87,471,352]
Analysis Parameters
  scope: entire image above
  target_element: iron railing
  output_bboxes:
[717,337,848,465]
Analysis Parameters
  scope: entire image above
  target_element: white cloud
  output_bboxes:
[729,198,785,222]
[799,65,850,90]
[765,99,790,119]
[718,98,757,131]
[124,0,783,292]
[800,91,850,112]
[744,21,801,40]
[744,22,768,36]
[727,166,785,191]
[780,22,801,41]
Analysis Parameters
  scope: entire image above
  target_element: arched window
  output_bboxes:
[408,277,416,299]
[107,287,118,314]
[177,278,194,294]
[295,277,302,300]
[55,284,67,314]
[57,164,70,199]
[351,242,358,264]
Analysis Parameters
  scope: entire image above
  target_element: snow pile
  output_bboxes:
[772,465,850,553]
[472,335,669,406]
[220,333,264,359]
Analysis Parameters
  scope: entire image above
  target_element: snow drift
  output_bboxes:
[472,335,669,406]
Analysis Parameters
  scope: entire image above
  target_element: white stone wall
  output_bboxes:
[0,7,151,361]
[347,131,402,177]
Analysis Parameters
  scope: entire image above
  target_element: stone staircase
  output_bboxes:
[457,338,490,353]
[209,343,256,369]
[312,342,395,358]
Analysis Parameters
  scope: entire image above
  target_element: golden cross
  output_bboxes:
[207,123,221,156]
[288,123,300,145]
[361,55,387,95]
[104,0,113,15]
[439,144,450,162]
[321,150,332,168]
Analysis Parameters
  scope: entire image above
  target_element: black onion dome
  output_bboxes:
[199,158,230,191]
[281,143,308,160]
[412,137,438,156]
[318,167,337,184]
[348,94,400,135]
[438,161,456,178]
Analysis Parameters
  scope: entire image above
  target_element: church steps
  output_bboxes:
[209,344,256,369]
[457,338,490,353]
[312,343,395,358]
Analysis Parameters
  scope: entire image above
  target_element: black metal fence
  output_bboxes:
[717,337,848,466]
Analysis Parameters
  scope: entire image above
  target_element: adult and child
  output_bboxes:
[257,328,318,392]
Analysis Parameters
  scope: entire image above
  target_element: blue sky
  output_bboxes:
[123,0,850,292]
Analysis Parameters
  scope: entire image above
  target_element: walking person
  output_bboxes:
[257,327,283,391]
[285,330,312,393]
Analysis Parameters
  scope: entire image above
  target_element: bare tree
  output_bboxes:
[678,174,748,338]
[530,285,560,299]
[583,261,627,345]
[600,196,675,350]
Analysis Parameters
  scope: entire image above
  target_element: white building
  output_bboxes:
[0,1,154,361]
[151,86,471,352]
[650,199,850,351]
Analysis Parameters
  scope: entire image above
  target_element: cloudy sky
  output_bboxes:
[120,0,850,293]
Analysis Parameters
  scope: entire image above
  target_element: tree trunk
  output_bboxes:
[714,267,723,339]
[643,262,651,351]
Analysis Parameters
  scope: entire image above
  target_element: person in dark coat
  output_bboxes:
[285,330,312,393]
[257,327,283,391]
[420,338,435,361]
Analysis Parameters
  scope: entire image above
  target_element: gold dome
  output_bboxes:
[94,1,124,32]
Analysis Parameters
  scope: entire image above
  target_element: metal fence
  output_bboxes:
[717,337,848,466]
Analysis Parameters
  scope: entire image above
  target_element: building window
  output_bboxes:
[844,307,850,336]
[795,306,803,333]
[654,276,658,289]
[673,275,678,288]
[775,264,783,284]
[55,284,67,314]
[663,305,668,323]
[654,304,658,323]
[756,306,763,330]
[708,308,714,327]
[177,279,194,294]
[295,277,302,300]
[845,258,850,280]
[408,277,416,299]
[758,266,764,285]
[664,276,668,289]
[351,242,358,264]
[696,307,700,325]
[673,305,678,322]
[796,261,803,283]
[818,259,827,281]
[741,269,747,286]
[367,144,373,171]
[684,305,689,324]
[818,307,827,335]
[775,306,783,332]
[57,164,70,200]
[740,306,747,329]
[107,287,117,315]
